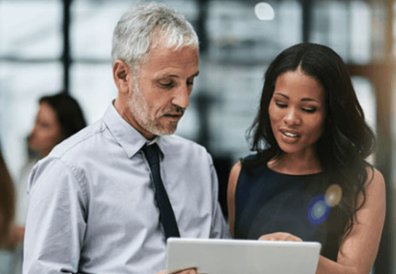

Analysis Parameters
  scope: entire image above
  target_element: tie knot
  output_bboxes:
[142,143,160,166]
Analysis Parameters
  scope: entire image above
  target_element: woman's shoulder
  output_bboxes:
[355,166,386,216]
[364,166,385,196]
[229,154,260,191]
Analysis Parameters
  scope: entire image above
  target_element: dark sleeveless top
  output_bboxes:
[234,155,345,262]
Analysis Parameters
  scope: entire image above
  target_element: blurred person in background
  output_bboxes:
[0,93,86,274]
[28,93,87,159]
[227,43,385,274]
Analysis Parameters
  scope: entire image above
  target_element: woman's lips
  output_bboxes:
[279,129,301,143]
[280,129,300,138]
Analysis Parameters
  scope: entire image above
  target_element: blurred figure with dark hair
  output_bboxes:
[0,92,86,274]
[18,92,87,234]
[28,93,87,159]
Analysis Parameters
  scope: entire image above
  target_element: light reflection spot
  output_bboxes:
[254,2,275,21]
[325,184,342,207]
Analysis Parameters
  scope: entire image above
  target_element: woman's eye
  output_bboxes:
[275,102,287,108]
[187,81,194,86]
[303,108,316,113]
[39,122,52,129]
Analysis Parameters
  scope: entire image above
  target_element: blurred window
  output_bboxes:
[0,1,62,176]
[0,0,386,179]
[311,0,372,64]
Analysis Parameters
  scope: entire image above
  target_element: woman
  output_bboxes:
[28,93,87,159]
[1,93,87,274]
[227,43,385,274]
[16,93,87,228]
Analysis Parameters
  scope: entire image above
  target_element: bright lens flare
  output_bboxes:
[307,185,342,225]
[254,2,275,21]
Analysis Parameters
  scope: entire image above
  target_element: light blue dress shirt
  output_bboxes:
[23,103,230,274]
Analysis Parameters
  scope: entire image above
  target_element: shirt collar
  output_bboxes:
[146,137,159,146]
[103,102,164,158]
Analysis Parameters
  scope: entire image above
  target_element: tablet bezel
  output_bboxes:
[166,238,321,274]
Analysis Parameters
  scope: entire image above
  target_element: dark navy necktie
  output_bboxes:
[142,143,180,240]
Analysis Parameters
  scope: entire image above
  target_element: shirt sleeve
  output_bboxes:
[23,157,88,274]
[207,154,231,239]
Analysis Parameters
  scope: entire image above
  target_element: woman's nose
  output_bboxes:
[283,108,301,126]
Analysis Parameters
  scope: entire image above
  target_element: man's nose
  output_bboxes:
[172,85,190,109]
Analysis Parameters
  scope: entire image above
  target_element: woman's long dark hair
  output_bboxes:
[0,147,15,244]
[246,42,376,243]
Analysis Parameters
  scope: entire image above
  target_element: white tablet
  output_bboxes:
[166,238,321,274]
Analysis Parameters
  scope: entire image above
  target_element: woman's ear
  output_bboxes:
[113,60,132,94]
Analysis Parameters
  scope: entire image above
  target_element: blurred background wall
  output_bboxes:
[0,0,394,273]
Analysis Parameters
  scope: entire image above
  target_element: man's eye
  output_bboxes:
[187,81,194,86]
[159,81,173,87]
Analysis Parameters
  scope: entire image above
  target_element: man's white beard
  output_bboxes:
[127,83,178,136]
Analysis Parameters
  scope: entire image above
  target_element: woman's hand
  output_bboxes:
[258,232,302,242]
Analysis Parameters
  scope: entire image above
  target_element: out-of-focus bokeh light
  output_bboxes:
[325,184,343,207]
[307,195,331,225]
[254,2,275,21]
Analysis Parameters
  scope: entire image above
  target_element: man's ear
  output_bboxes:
[113,60,132,94]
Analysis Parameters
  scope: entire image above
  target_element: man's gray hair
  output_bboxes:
[112,2,199,71]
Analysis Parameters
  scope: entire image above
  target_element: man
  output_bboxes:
[23,3,229,274]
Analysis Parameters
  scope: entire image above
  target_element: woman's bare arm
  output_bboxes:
[227,161,242,238]
[315,168,386,274]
